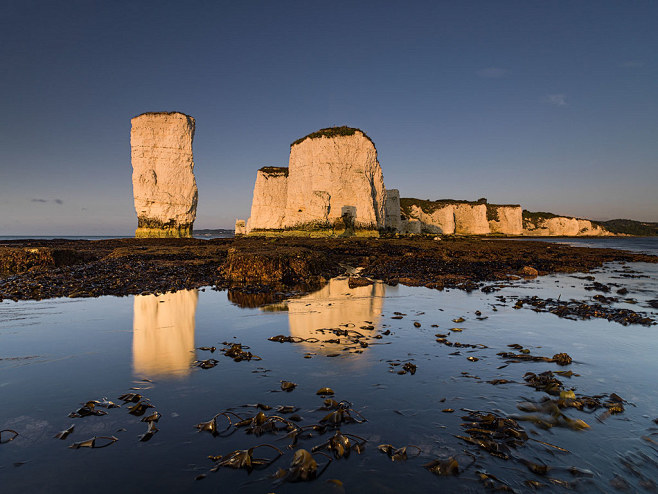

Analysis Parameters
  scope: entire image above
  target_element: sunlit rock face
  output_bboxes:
[523,216,610,236]
[487,205,523,235]
[453,203,489,234]
[234,219,246,235]
[284,130,387,230]
[132,290,198,378]
[285,277,385,354]
[131,112,198,238]
[404,204,455,234]
[385,189,401,231]
[246,167,288,232]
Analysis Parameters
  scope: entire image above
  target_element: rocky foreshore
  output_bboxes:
[1,237,656,303]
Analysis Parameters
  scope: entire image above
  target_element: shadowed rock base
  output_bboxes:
[136,218,193,238]
[135,227,193,238]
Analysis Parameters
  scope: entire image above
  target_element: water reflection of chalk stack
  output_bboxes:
[132,290,198,378]
[286,277,385,355]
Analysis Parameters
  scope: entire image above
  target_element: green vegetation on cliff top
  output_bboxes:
[597,219,658,236]
[291,126,373,147]
[258,166,289,176]
[401,197,520,217]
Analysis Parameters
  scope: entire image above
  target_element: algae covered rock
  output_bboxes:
[131,112,198,238]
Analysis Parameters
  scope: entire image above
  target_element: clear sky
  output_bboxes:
[1,0,656,234]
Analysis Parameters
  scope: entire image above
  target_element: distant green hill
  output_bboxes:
[596,219,658,236]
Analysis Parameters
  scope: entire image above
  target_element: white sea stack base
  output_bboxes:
[131,112,198,238]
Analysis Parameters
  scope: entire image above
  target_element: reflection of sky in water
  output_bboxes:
[132,290,198,378]
[1,260,657,492]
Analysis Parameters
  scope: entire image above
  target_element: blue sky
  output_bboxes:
[1,0,656,234]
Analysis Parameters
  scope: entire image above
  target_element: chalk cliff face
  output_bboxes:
[523,216,610,236]
[385,189,402,231]
[246,167,288,232]
[132,289,198,378]
[453,203,489,234]
[405,204,455,234]
[488,205,523,235]
[284,129,387,230]
[131,112,198,238]
[234,219,246,235]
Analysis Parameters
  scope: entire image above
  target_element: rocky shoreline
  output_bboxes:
[0,237,656,303]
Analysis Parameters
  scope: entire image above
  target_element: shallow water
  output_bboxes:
[1,263,657,492]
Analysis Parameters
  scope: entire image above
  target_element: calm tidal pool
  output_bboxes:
[1,262,657,492]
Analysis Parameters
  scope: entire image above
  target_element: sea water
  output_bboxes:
[0,242,657,492]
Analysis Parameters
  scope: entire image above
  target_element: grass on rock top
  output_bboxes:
[291,126,374,147]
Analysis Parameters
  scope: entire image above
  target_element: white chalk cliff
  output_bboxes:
[401,199,520,235]
[247,167,288,231]
[246,127,387,233]
[131,112,198,237]
[523,215,610,236]
[487,205,523,235]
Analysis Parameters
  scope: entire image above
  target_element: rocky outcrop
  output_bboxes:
[487,205,523,235]
[523,213,610,236]
[285,128,387,230]
[403,203,455,234]
[453,203,489,234]
[385,189,402,231]
[234,219,246,235]
[246,127,387,234]
[246,167,288,232]
[401,219,422,234]
[400,199,523,236]
[131,112,198,238]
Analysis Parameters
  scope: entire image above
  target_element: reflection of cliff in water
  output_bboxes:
[132,289,198,378]
[286,277,385,354]
[227,284,322,309]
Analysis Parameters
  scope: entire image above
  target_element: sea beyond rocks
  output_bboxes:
[0,236,656,303]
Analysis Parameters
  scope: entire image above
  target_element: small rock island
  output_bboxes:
[131,112,198,238]
[246,127,388,235]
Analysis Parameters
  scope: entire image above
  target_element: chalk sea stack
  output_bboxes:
[247,127,387,235]
[131,112,198,238]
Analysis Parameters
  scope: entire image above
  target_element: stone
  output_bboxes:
[523,215,611,236]
[403,203,455,234]
[385,189,402,231]
[487,205,523,235]
[131,112,197,237]
[234,219,246,235]
[453,203,489,234]
[401,219,422,234]
[246,167,288,232]
[245,127,388,235]
[520,266,539,277]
